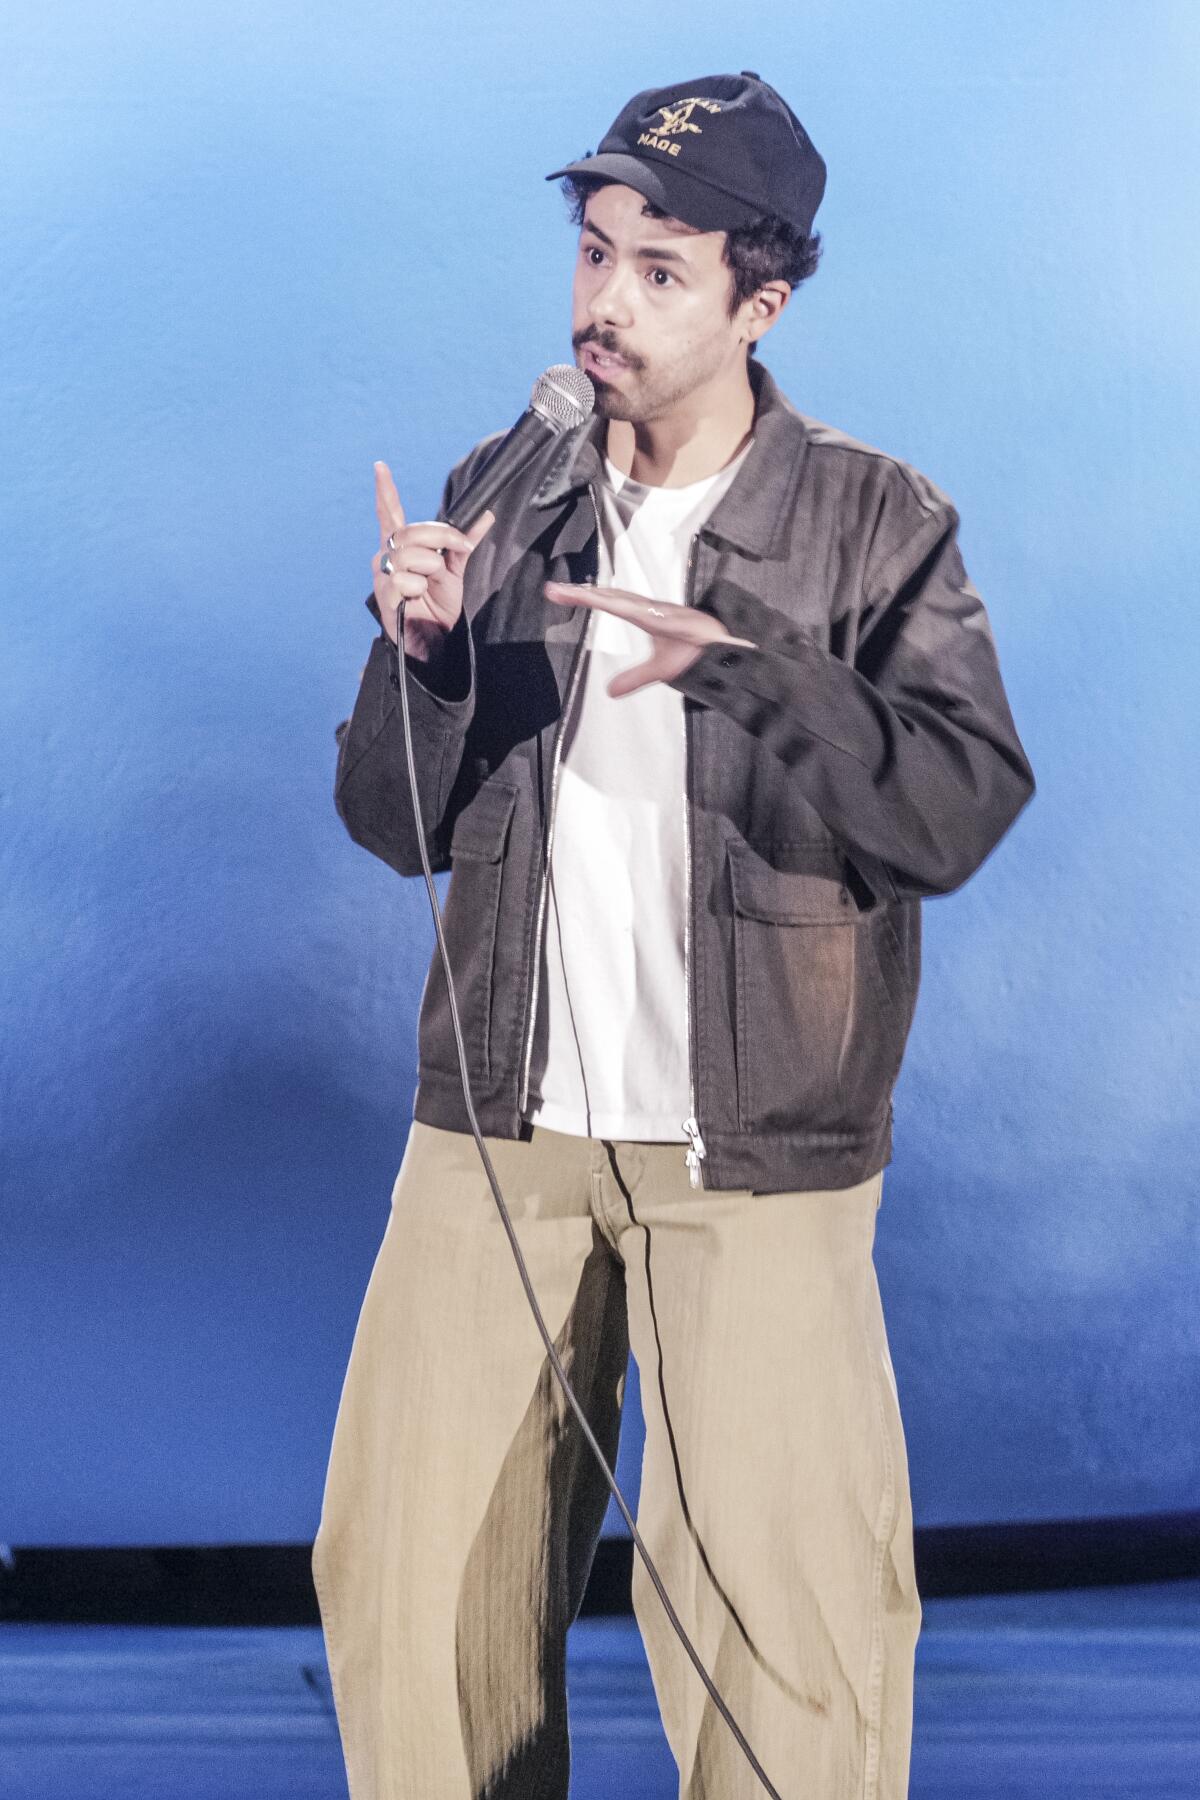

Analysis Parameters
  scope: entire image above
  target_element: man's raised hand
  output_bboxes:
[372,461,494,661]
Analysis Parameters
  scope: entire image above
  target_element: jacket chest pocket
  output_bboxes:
[417,781,518,1084]
[728,839,902,1136]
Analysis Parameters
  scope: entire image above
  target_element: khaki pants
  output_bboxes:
[312,1119,921,1799]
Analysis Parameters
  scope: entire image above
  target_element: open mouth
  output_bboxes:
[582,344,629,378]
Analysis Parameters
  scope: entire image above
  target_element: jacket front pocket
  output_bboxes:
[728,839,901,1136]
[417,782,518,1084]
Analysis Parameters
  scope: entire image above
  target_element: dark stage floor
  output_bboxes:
[1,1579,1197,1797]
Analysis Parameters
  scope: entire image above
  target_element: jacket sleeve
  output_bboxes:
[332,462,480,877]
[668,498,1036,901]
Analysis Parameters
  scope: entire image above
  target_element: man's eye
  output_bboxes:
[581,246,673,287]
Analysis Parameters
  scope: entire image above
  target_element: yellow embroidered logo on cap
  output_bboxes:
[638,96,722,158]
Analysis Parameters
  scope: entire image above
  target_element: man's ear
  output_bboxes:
[748,282,790,344]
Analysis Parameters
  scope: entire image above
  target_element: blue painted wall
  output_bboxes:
[2,1,1197,1545]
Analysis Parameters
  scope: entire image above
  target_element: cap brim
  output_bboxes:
[544,151,762,233]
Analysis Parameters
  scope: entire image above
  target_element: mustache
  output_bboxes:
[575,332,640,368]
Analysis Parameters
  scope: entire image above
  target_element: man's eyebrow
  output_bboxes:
[580,218,695,266]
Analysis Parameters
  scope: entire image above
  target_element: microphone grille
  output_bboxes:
[531,363,596,431]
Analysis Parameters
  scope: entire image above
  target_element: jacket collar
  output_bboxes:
[530,356,810,559]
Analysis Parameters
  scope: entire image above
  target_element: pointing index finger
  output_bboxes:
[374,460,406,547]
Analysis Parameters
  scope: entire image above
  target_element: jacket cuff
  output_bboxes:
[364,593,474,710]
[666,631,872,765]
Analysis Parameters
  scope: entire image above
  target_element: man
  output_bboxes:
[312,71,1035,1800]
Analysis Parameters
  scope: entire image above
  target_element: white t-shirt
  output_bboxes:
[522,438,753,1140]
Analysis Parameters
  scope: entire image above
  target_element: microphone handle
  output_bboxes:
[444,408,562,533]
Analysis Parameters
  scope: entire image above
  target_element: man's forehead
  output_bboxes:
[583,186,704,235]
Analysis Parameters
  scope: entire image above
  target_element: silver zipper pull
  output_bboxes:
[682,1116,707,1189]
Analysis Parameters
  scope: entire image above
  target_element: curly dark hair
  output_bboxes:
[558,166,822,358]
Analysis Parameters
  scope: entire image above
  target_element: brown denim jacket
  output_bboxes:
[333,357,1036,1192]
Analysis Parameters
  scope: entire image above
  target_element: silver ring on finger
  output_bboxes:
[380,552,395,576]
[386,532,400,551]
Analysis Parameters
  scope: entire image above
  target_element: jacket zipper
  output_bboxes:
[681,533,706,1189]
[518,488,602,1118]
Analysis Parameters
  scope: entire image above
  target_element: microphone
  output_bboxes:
[443,364,595,533]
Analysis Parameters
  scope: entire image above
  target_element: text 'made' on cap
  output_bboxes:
[545,71,826,237]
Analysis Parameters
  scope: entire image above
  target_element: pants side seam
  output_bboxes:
[860,1270,898,1800]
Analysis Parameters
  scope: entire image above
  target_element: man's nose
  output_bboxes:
[588,263,636,329]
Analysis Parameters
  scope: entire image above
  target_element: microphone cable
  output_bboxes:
[393,594,785,1800]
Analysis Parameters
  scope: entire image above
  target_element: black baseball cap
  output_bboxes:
[545,71,826,237]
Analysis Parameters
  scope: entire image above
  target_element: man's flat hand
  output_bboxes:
[544,580,756,698]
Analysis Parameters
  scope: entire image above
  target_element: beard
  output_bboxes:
[577,333,732,425]
[586,361,694,424]
[591,381,640,421]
